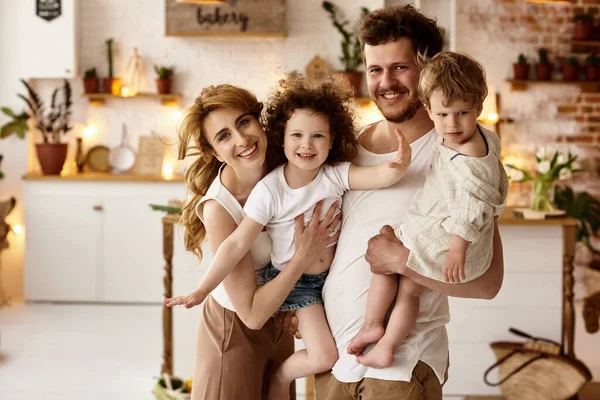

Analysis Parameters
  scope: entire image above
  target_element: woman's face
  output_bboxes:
[203,107,267,170]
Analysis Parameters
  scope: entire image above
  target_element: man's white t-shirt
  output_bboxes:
[322,125,450,383]
[244,162,351,270]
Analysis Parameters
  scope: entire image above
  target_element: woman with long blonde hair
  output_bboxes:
[166,84,339,400]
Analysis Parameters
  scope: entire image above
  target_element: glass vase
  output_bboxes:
[531,179,555,212]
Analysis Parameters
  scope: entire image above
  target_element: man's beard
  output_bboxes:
[374,92,422,124]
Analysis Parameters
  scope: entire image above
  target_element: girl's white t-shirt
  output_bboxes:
[243,162,351,270]
[196,167,272,312]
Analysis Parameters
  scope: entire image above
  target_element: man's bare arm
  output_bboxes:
[365,220,504,299]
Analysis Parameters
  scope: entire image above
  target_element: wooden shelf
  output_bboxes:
[83,92,182,106]
[571,39,600,47]
[23,172,184,182]
[507,79,600,92]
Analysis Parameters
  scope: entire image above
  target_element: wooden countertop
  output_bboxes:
[499,207,578,226]
[22,172,185,182]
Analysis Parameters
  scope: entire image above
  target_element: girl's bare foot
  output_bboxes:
[347,324,385,356]
[267,372,290,400]
[356,341,395,369]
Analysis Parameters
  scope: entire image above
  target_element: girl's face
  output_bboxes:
[283,108,332,172]
[203,107,267,170]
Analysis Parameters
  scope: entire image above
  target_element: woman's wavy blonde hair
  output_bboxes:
[177,84,264,259]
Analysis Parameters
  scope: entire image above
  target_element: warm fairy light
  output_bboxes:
[162,162,174,180]
[120,86,132,97]
[83,124,97,138]
[487,112,499,124]
[12,224,23,234]
[172,110,183,122]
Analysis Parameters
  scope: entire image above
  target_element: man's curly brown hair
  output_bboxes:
[264,74,358,170]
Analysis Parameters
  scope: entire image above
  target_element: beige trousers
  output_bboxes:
[191,295,295,400]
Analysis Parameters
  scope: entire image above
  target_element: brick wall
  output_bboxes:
[458,0,600,202]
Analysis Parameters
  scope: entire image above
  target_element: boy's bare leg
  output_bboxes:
[357,277,423,368]
[347,274,399,356]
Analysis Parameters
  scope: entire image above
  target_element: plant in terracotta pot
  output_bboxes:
[322,1,370,96]
[103,38,120,95]
[574,13,594,40]
[83,67,99,94]
[15,79,73,175]
[536,48,553,81]
[154,65,175,95]
[562,57,580,81]
[513,53,530,80]
[585,53,600,81]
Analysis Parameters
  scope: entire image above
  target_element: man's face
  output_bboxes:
[364,38,422,123]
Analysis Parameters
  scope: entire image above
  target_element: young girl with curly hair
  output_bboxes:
[174,74,411,399]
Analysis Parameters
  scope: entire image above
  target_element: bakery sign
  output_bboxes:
[165,0,286,37]
[36,0,61,22]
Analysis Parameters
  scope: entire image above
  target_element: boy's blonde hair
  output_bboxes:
[418,51,488,109]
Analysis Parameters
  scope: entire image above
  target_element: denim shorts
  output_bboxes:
[264,263,328,312]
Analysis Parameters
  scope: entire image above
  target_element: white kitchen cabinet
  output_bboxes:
[24,191,101,301]
[23,179,188,303]
[19,0,77,78]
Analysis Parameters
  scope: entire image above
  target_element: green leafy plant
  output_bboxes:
[586,53,599,66]
[154,65,176,79]
[555,185,600,254]
[517,53,528,64]
[17,79,72,143]
[322,1,370,72]
[538,48,550,64]
[84,67,98,78]
[106,38,114,77]
[574,13,594,23]
[0,107,28,140]
[566,56,579,65]
[149,203,182,215]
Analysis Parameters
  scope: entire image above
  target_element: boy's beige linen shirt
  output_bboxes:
[397,126,509,282]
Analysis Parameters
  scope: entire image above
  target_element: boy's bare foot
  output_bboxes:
[356,341,395,369]
[267,373,290,400]
[347,324,385,356]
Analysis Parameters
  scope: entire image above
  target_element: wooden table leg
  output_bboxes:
[563,225,577,359]
[161,217,174,376]
[306,375,315,400]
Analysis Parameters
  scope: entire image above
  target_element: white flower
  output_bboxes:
[557,153,568,164]
[537,160,551,174]
[536,147,550,160]
[510,169,525,181]
[559,168,572,180]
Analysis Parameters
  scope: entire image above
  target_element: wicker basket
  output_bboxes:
[484,328,591,400]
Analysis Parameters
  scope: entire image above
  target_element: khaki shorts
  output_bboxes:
[315,359,449,400]
[191,295,295,400]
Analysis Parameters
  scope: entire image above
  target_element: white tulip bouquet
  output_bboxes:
[505,148,581,212]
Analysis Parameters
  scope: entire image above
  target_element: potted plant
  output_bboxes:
[555,185,600,255]
[585,53,600,81]
[574,13,594,40]
[563,57,580,81]
[513,54,530,80]
[536,48,553,81]
[14,79,73,175]
[83,67,99,94]
[103,38,120,95]
[154,65,175,95]
[322,1,370,95]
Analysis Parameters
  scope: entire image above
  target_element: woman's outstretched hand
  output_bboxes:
[164,288,207,309]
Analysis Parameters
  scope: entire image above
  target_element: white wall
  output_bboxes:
[0,0,382,300]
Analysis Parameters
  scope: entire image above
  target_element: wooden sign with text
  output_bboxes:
[165,0,286,37]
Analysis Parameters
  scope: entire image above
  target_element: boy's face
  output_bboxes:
[426,90,483,145]
[364,38,422,123]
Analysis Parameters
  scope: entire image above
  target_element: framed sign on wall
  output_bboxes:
[36,0,61,22]
[165,0,286,37]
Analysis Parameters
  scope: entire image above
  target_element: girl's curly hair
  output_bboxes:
[264,74,358,170]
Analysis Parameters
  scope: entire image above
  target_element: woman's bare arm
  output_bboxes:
[207,200,340,329]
